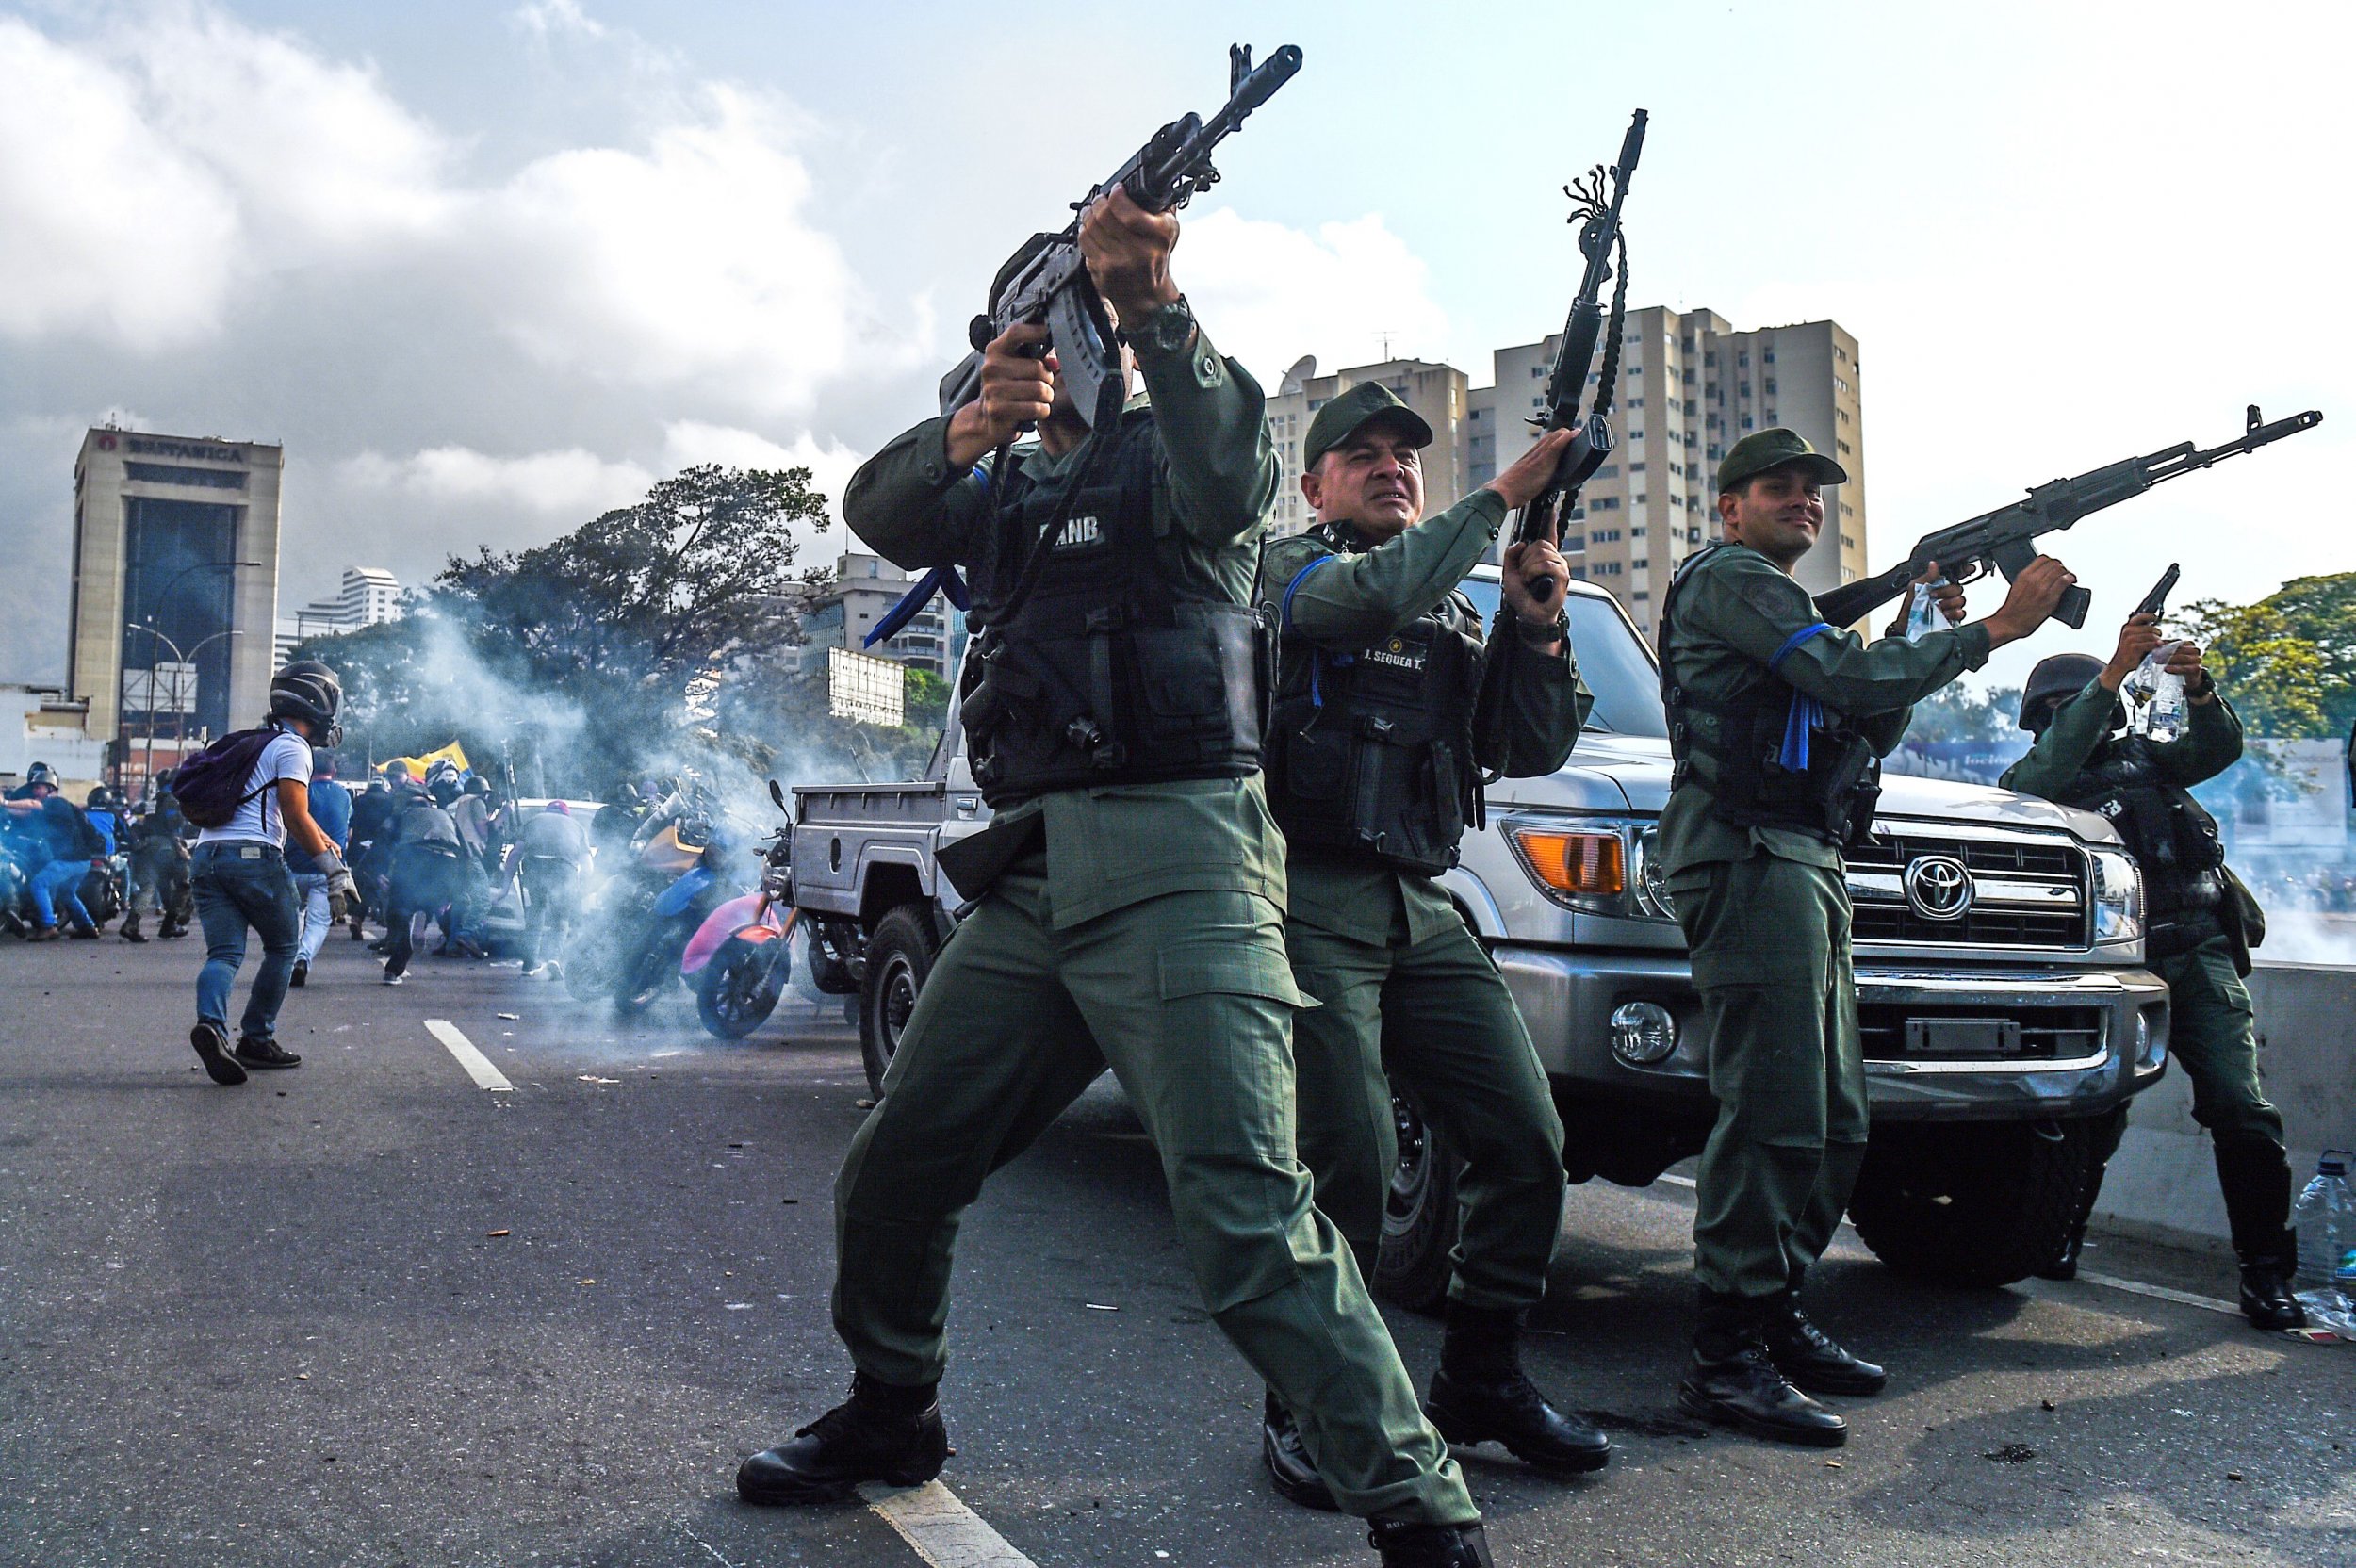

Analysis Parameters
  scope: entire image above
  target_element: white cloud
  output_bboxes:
[513,0,607,42]
[661,421,862,521]
[340,445,654,517]
[1178,209,1452,388]
[0,18,240,345]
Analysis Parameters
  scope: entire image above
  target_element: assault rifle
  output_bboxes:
[1513,108,1648,605]
[936,43,1302,433]
[1815,404,2323,631]
[2134,563,2181,620]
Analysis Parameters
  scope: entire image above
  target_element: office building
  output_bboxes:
[67,427,284,785]
[274,566,404,664]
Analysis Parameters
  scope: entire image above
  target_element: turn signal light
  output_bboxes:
[1509,828,1626,896]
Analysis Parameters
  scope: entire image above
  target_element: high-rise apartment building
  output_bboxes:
[274,566,404,664]
[798,552,960,678]
[1468,307,1865,632]
[1263,355,1472,536]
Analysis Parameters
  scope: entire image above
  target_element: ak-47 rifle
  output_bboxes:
[1816,405,2322,631]
[1512,108,1648,605]
[936,43,1303,433]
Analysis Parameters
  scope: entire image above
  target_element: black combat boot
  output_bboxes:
[2216,1137,2308,1331]
[1677,1290,1847,1447]
[1421,1301,1611,1473]
[119,915,147,943]
[1367,1519,1494,1567]
[737,1373,949,1505]
[1762,1290,1887,1396]
[1261,1388,1337,1511]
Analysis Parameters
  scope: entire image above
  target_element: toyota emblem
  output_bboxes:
[1903,855,1974,921]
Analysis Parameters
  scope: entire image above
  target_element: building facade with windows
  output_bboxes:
[67,427,284,787]
[798,552,960,677]
[1466,307,1865,633]
[274,566,404,664]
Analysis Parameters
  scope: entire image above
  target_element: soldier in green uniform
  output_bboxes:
[2003,615,2305,1330]
[1251,384,1608,1508]
[735,191,1496,1567]
[1658,428,2074,1446]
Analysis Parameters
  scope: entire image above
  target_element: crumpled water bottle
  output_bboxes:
[2293,1151,2356,1292]
[1904,580,1955,643]
[2124,643,2188,743]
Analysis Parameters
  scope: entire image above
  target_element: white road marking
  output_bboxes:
[423,1020,514,1092]
[859,1479,1039,1568]
[1651,1171,2242,1315]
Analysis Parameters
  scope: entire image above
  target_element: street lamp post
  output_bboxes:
[116,559,260,793]
[125,625,242,789]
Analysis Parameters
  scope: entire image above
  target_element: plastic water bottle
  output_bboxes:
[1904,580,1955,643]
[2124,644,2188,743]
[2291,1151,2356,1293]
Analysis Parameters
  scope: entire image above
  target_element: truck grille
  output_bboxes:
[1858,1003,2106,1063]
[1845,829,2088,950]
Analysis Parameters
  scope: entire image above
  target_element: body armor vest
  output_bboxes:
[1266,529,1487,875]
[1658,546,1881,848]
[2050,736,2226,957]
[957,410,1265,805]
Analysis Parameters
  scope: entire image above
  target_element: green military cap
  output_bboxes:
[1303,382,1434,470]
[1715,427,1848,493]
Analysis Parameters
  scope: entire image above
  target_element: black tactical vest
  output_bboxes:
[1658,546,1881,848]
[1265,528,1487,875]
[2050,735,2227,956]
[957,410,1266,805]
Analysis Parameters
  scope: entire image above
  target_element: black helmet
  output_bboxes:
[24,761,55,789]
[2019,653,2106,734]
[462,776,490,797]
[87,785,118,809]
[269,661,345,745]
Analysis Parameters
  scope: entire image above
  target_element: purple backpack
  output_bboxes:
[172,727,281,829]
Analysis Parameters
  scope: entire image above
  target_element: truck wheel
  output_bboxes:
[859,906,938,1097]
[1847,1120,2105,1290]
[1375,1090,1462,1314]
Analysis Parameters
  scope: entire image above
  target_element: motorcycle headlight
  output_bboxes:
[2089,849,2143,946]
[1501,816,1677,922]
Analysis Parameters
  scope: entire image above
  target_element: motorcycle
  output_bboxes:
[77,852,127,929]
[610,822,752,1015]
[683,781,797,1039]
[563,799,710,1005]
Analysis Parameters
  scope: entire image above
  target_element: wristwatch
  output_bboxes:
[1514,608,1570,645]
[1131,294,1200,360]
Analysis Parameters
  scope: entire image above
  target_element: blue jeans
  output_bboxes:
[293,873,333,964]
[31,858,92,929]
[191,841,302,1043]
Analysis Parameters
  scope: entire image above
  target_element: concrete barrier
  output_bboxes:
[2092,958,2356,1245]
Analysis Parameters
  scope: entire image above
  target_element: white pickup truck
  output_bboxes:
[791,571,2171,1298]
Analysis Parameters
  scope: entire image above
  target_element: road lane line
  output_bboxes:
[859,1480,1039,1568]
[423,1020,514,1092]
[1654,1171,2242,1315]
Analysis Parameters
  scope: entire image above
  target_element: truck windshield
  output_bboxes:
[1457,580,1668,738]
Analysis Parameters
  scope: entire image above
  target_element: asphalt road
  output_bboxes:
[3,931,2352,1567]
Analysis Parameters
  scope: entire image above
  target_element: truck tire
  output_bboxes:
[1847,1119,2106,1290]
[859,905,939,1097]
[1375,1090,1462,1314]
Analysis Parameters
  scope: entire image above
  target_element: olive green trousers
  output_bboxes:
[1285,910,1567,1313]
[830,859,1476,1526]
[1669,854,1868,1301]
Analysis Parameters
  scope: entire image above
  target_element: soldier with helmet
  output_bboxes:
[181,662,358,1086]
[2002,614,2304,1330]
[1657,429,2075,1446]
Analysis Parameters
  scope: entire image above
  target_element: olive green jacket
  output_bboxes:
[841,303,1284,929]
[1258,491,1591,946]
[1658,544,1991,874]
[1999,678,2244,799]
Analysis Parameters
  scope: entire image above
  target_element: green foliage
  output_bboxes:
[2178,571,2356,740]
[1900,683,2025,746]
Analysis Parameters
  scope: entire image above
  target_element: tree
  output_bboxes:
[2178,571,2356,740]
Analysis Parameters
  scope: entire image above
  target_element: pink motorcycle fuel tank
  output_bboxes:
[680,892,783,976]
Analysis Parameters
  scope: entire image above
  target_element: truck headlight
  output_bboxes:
[2089,849,2143,945]
[1501,815,1677,923]
[1611,1001,1678,1065]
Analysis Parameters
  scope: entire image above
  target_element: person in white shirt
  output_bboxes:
[187,662,357,1087]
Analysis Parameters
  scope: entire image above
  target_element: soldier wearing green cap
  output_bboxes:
[1659,427,2076,1446]
[1251,384,1608,1508]
[738,190,1497,1568]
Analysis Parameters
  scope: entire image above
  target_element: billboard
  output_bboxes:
[828,646,907,727]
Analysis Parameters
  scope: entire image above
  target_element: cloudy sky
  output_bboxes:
[2,0,2348,692]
